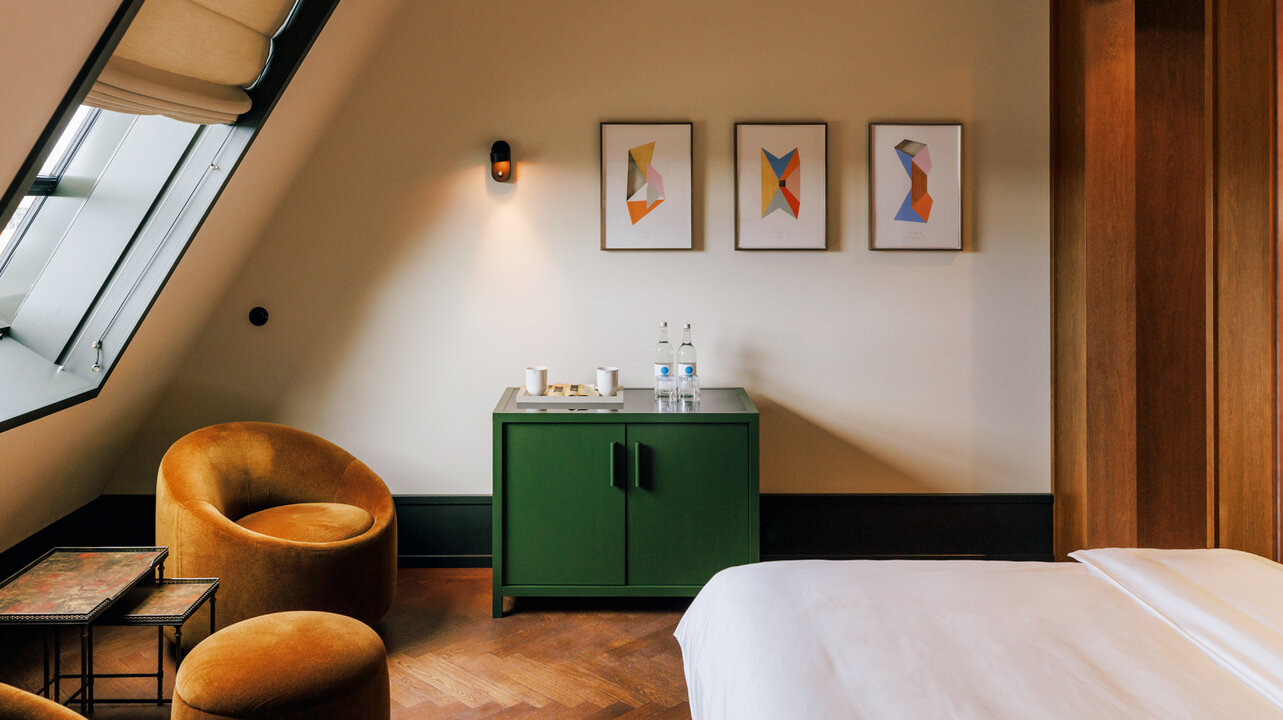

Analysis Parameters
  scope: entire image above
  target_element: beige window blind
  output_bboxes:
[85,0,296,125]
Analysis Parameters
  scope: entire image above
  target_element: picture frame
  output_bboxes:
[600,122,693,250]
[734,123,827,250]
[868,122,963,251]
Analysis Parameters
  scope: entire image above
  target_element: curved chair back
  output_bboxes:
[158,422,392,521]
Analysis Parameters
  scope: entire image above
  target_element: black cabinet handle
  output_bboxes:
[609,441,620,487]
[634,442,643,489]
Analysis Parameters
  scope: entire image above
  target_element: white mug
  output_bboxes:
[525,366,548,396]
[596,366,620,396]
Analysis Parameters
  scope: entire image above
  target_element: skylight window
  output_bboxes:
[0,106,100,327]
[0,106,96,261]
[0,197,34,261]
[0,0,338,433]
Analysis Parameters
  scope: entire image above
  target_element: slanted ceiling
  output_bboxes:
[0,0,403,553]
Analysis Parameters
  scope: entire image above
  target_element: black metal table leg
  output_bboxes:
[87,624,94,714]
[54,627,61,703]
[41,629,49,699]
[79,626,88,716]
[157,626,164,705]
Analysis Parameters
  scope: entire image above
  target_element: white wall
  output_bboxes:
[110,0,1051,496]
[0,0,403,553]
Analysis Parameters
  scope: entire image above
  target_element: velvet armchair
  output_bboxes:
[156,422,396,648]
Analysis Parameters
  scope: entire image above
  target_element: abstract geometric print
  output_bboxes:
[893,139,932,223]
[626,142,665,224]
[760,148,801,218]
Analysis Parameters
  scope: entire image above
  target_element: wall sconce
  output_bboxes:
[490,140,512,182]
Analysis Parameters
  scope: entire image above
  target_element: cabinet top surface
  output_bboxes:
[494,387,757,420]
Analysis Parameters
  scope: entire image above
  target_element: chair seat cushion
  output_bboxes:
[173,610,388,718]
[236,502,374,543]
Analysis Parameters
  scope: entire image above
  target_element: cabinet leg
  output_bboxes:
[492,593,504,618]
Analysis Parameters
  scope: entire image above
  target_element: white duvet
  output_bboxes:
[675,549,1283,719]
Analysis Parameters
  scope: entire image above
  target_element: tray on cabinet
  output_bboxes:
[515,386,624,409]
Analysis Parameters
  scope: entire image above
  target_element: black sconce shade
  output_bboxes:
[490,140,511,182]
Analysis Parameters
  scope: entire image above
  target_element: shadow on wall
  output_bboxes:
[755,395,932,493]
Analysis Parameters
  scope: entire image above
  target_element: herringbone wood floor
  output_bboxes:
[0,568,693,718]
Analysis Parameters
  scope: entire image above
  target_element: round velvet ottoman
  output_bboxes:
[172,611,389,720]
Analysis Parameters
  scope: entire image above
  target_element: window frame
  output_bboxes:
[0,0,340,433]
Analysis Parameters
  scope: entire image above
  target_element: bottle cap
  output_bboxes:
[660,321,668,328]
[684,323,691,329]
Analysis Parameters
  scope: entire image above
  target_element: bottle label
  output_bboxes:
[678,363,696,377]
[654,363,671,379]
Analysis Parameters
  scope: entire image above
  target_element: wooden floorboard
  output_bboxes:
[0,568,692,719]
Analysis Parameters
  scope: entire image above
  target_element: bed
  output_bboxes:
[675,548,1283,719]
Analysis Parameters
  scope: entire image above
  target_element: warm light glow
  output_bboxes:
[475,199,556,284]
[492,160,510,181]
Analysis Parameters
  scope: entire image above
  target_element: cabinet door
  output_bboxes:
[503,423,626,586]
[626,423,750,586]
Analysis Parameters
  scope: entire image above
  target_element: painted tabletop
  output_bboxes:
[100,579,217,624]
[0,548,165,622]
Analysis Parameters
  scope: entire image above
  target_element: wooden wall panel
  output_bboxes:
[1135,0,1207,549]
[1052,0,1276,558]
[1053,0,1141,556]
[1052,0,1088,559]
[1277,0,1283,560]
[1083,0,1139,549]
[1212,0,1277,557]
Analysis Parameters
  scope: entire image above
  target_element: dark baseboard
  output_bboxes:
[394,495,491,568]
[0,494,494,575]
[0,492,1054,578]
[396,494,1054,563]
[760,493,1053,561]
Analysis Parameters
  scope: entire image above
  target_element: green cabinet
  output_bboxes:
[493,388,759,617]
[503,423,625,586]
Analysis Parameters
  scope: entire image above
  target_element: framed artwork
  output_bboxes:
[600,122,692,250]
[868,122,963,251]
[734,123,827,250]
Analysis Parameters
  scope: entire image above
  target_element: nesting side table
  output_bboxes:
[0,547,167,714]
[96,577,219,705]
[0,547,217,713]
